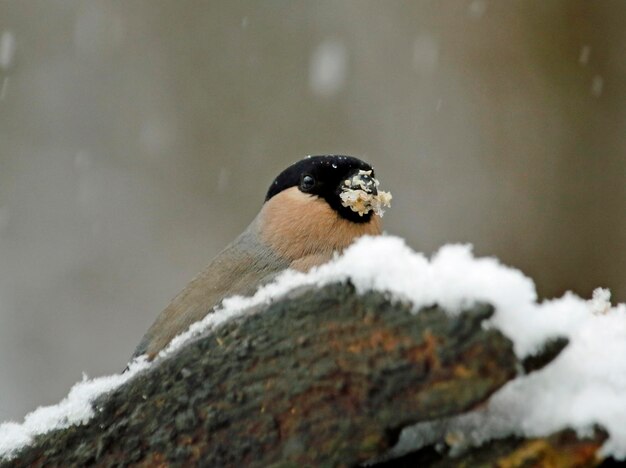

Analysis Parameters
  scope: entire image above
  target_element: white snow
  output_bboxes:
[0,358,150,457]
[139,117,177,156]
[216,167,231,194]
[590,287,611,315]
[394,292,626,459]
[1,235,625,460]
[579,45,591,66]
[0,77,8,100]
[309,40,348,97]
[468,0,488,19]
[591,75,604,97]
[0,31,16,69]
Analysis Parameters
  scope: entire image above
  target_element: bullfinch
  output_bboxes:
[132,155,392,359]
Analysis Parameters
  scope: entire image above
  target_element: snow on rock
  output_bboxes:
[1,235,626,460]
[590,287,612,315]
[395,291,626,459]
[0,358,150,458]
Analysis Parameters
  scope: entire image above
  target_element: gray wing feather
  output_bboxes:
[132,219,288,359]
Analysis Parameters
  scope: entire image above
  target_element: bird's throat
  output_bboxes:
[259,187,381,270]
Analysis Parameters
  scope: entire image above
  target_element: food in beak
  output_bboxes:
[339,170,393,217]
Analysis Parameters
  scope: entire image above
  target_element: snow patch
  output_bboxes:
[216,167,231,194]
[0,77,8,100]
[590,287,611,315]
[579,45,591,66]
[468,0,488,19]
[0,31,16,69]
[309,40,348,97]
[0,358,150,457]
[591,75,604,97]
[396,292,626,459]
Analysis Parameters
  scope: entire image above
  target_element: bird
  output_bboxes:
[132,155,392,360]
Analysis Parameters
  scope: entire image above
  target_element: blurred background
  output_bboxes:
[0,0,624,422]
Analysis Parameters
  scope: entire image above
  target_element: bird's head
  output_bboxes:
[259,155,392,268]
[265,155,392,223]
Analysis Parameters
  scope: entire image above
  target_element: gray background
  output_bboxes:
[1,1,625,422]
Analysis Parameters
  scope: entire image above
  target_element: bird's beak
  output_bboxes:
[352,171,378,195]
[339,170,392,217]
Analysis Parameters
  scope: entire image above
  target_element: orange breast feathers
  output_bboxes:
[258,186,382,271]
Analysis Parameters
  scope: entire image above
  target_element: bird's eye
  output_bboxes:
[300,174,316,191]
